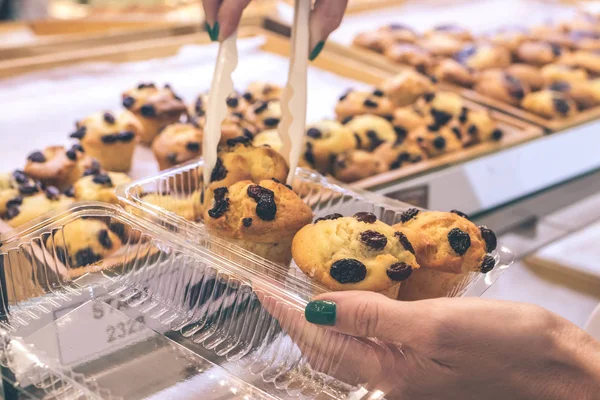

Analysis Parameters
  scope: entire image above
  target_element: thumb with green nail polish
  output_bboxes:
[308,0,349,61]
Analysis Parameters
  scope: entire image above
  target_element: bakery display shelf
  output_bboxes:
[0,19,197,61]
[325,40,600,133]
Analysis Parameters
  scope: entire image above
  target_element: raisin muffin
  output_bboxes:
[344,114,397,152]
[570,30,600,51]
[24,145,97,191]
[410,124,463,157]
[515,41,562,65]
[141,193,198,221]
[392,209,497,301]
[252,129,282,151]
[0,170,37,219]
[46,218,122,276]
[372,139,427,171]
[506,64,545,91]
[243,82,283,103]
[521,90,578,119]
[331,150,383,183]
[334,89,395,122]
[292,213,420,297]
[416,91,464,126]
[384,43,434,71]
[205,179,313,265]
[432,58,475,87]
[192,93,208,117]
[244,100,281,131]
[391,105,428,139]
[547,81,600,109]
[379,23,419,43]
[475,70,530,106]
[560,50,600,75]
[72,111,141,172]
[488,26,529,52]
[5,190,73,228]
[541,64,588,86]
[122,83,188,145]
[352,30,396,53]
[302,120,356,175]
[380,70,436,107]
[454,44,512,71]
[73,172,132,204]
[193,113,258,145]
[454,108,503,146]
[425,24,474,42]
[418,34,465,57]
[152,122,202,170]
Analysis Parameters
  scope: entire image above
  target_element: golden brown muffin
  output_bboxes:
[384,43,434,71]
[521,90,578,119]
[372,139,427,171]
[454,108,503,146]
[410,124,463,157]
[73,172,131,204]
[141,193,198,222]
[416,91,464,126]
[432,58,475,87]
[122,83,188,145]
[152,123,202,170]
[380,70,436,107]
[243,82,283,103]
[541,64,588,86]
[302,120,356,175]
[46,219,122,271]
[205,179,313,265]
[24,145,98,192]
[425,24,473,42]
[454,44,512,71]
[252,129,282,151]
[345,114,397,151]
[506,64,545,91]
[393,209,497,301]
[244,100,281,131]
[193,113,258,145]
[515,41,563,65]
[418,33,466,57]
[487,26,529,52]
[474,70,530,106]
[530,25,575,49]
[193,92,252,120]
[0,171,43,219]
[560,50,600,74]
[73,111,141,172]
[334,89,395,122]
[391,105,428,138]
[569,30,600,51]
[5,191,73,228]
[352,30,396,53]
[292,213,420,294]
[547,81,600,109]
[331,150,383,183]
[393,209,495,274]
[379,23,419,43]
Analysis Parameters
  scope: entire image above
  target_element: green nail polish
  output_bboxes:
[205,22,219,41]
[309,41,325,61]
[305,300,336,326]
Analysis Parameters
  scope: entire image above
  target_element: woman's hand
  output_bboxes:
[201,0,348,60]
[304,291,600,400]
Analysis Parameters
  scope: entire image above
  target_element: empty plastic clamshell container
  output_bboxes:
[0,202,409,399]
[117,160,514,300]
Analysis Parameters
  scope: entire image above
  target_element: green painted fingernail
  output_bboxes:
[309,41,325,61]
[205,22,219,41]
[305,300,336,326]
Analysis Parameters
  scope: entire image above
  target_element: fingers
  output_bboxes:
[309,0,348,60]
[203,0,250,41]
[202,0,222,27]
[306,291,433,347]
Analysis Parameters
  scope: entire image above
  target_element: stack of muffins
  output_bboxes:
[353,14,600,119]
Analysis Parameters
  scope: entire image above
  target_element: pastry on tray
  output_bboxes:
[521,90,578,119]
[302,120,356,175]
[454,107,503,146]
[252,129,282,151]
[5,189,73,228]
[353,30,397,53]
[391,105,428,138]
[487,26,529,52]
[425,24,474,42]
[332,149,384,183]
[515,41,563,66]
[454,44,512,71]
[392,209,497,300]
[384,43,434,72]
[205,179,313,265]
[559,50,600,75]
[474,70,530,106]
[141,192,200,222]
[372,140,426,171]
[432,58,475,87]
[418,33,466,57]
[122,83,188,145]
[73,172,132,205]
[540,64,588,86]
[24,145,97,191]
[72,111,141,172]
[243,81,283,103]
[335,89,395,122]
[345,114,397,151]
[380,70,436,107]
[416,91,464,126]
[505,64,545,91]
[548,81,600,109]
[244,100,282,131]
[152,122,202,170]
[292,213,420,297]
[379,23,419,44]
[410,124,463,157]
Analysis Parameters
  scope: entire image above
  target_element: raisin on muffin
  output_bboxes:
[521,90,578,118]
[24,145,97,191]
[5,190,73,228]
[72,111,141,172]
[416,91,464,128]
[453,108,503,146]
[345,114,397,151]
[243,82,283,103]
[302,120,356,175]
[334,89,395,122]
[73,172,132,204]
[372,140,427,171]
[244,100,282,131]
[506,64,545,91]
[152,122,202,170]
[122,83,188,145]
[391,105,428,140]
[547,81,600,109]
[410,124,463,157]
[474,70,531,106]
[292,213,420,296]
[205,179,313,265]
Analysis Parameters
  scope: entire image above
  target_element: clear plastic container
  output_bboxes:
[117,160,514,300]
[0,203,401,399]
